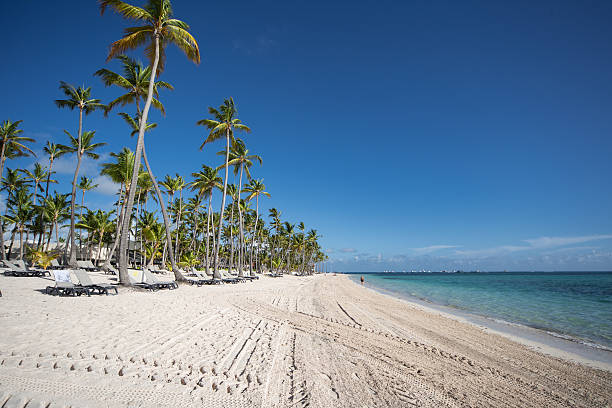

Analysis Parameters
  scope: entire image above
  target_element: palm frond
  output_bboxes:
[99,0,153,21]
[164,24,200,64]
[107,26,151,61]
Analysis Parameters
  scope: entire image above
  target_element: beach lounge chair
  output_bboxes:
[77,260,99,271]
[142,269,178,289]
[2,260,50,277]
[193,269,222,285]
[127,271,158,291]
[45,270,90,297]
[74,269,118,295]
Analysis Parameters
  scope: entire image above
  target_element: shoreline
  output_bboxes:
[345,274,612,371]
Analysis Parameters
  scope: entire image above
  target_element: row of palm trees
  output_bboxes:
[0,0,327,286]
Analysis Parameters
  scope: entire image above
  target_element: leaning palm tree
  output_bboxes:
[197,98,250,278]
[59,130,106,266]
[100,0,200,285]
[244,179,270,275]
[0,119,35,260]
[55,83,104,266]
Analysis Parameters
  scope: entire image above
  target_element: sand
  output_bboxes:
[0,272,610,407]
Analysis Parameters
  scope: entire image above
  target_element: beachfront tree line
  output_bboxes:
[0,0,327,285]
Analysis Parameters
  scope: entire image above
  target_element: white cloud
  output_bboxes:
[523,235,612,249]
[411,245,460,254]
[339,247,357,253]
[454,234,612,259]
[91,175,119,196]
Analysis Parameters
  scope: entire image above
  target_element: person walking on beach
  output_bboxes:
[360,275,364,285]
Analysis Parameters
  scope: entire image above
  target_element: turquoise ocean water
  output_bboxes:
[348,272,612,350]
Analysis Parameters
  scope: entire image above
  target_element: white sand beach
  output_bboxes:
[0,272,610,407]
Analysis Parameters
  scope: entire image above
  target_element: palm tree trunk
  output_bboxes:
[45,158,54,198]
[69,108,84,267]
[140,144,182,280]
[205,194,212,274]
[161,191,173,265]
[249,195,259,276]
[0,146,7,260]
[237,164,245,277]
[45,222,53,252]
[174,188,183,263]
[7,227,17,260]
[118,33,160,285]
[79,190,85,260]
[54,222,59,253]
[19,227,24,260]
[103,197,126,272]
[213,127,231,279]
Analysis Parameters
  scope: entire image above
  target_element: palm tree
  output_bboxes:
[244,179,270,275]
[100,148,145,271]
[116,112,176,268]
[59,130,106,266]
[268,208,282,273]
[42,141,68,198]
[77,209,115,265]
[0,119,35,260]
[217,138,261,276]
[94,54,173,116]
[4,188,34,260]
[190,165,221,273]
[99,55,179,274]
[78,177,98,219]
[22,163,52,205]
[77,176,99,258]
[159,174,181,264]
[55,83,104,266]
[40,192,70,252]
[100,0,200,285]
[197,98,250,278]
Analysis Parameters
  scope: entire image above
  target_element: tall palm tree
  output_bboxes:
[190,165,221,273]
[42,141,68,198]
[55,83,104,266]
[244,179,270,275]
[217,138,261,276]
[59,130,106,266]
[100,0,200,285]
[0,119,35,260]
[197,98,250,278]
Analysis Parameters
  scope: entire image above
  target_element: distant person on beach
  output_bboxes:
[360,275,364,285]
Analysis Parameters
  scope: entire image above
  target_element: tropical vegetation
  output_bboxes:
[1,0,327,286]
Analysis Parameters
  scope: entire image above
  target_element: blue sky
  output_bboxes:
[2,1,611,271]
